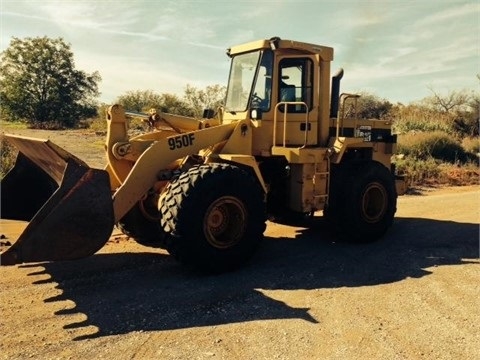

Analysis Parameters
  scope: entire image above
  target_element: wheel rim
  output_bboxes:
[361,182,387,223]
[139,193,162,221]
[204,196,246,249]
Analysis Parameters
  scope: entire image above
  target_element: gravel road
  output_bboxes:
[0,185,479,360]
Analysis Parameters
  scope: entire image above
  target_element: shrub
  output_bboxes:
[453,113,479,137]
[440,162,479,186]
[392,104,452,134]
[28,121,67,130]
[84,117,107,133]
[394,156,441,187]
[394,156,479,187]
[461,137,480,156]
[397,131,467,163]
[85,105,149,134]
[0,136,18,179]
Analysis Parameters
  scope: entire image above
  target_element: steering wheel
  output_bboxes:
[250,93,263,107]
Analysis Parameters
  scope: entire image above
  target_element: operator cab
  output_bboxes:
[223,37,333,153]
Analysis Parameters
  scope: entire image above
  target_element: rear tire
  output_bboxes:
[117,201,166,248]
[325,161,397,242]
[160,163,266,273]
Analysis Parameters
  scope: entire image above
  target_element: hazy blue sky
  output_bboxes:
[1,0,479,104]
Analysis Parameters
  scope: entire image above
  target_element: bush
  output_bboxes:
[394,156,479,187]
[0,136,18,179]
[28,121,67,130]
[440,162,479,186]
[392,104,452,134]
[398,131,468,163]
[453,114,479,137]
[84,105,150,134]
[394,156,441,187]
[461,137,480,156]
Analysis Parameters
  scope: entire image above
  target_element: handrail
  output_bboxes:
[273,101,309,147]
[336,93,360,140]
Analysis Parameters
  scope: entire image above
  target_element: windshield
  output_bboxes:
[225,51,261,112]
[251,50,273,111]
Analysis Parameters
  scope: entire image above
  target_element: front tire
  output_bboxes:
[160,163,266,273]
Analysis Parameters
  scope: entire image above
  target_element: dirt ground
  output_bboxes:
[0,128,479,359]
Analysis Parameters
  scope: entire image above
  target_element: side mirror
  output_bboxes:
[250,108,262,120]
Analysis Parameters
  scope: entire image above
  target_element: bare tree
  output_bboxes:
[424,85,479,137]
[425,87,470,114]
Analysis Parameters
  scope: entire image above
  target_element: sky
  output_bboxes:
[1,0,479,105]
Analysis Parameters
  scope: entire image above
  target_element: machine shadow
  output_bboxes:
[26,216,478,340]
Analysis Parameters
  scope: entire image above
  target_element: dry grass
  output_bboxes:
[394,156,479,188]
[462,136,480,155]
[440,163,479,186]
[397,131,468,163]
[392,105,453,134]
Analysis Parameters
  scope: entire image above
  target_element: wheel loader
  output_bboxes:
[0,37,405,272]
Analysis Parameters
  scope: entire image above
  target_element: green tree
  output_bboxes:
[357,92,392,119]
[159,93,194,116]
[183,84,226,118]
[116,90,194,116]
[116,89,163,112]
[116,84,227,118]
[343,92,392,120]
[0,36,101,127]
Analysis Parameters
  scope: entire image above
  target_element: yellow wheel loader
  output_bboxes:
[1,37,405,272]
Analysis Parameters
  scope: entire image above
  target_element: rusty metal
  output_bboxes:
[0,135,114,265]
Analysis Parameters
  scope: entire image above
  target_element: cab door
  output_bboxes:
[274,55,318,146]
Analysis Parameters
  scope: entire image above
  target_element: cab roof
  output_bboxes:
[227,37,333,61]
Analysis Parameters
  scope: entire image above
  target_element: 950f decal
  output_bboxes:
[168,133,195,150]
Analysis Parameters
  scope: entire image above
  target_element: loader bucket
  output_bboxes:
[1,135,114,265]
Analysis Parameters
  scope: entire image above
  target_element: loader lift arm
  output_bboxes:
[111,122,242,222]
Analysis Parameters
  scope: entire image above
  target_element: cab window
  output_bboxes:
[278,58,313,113]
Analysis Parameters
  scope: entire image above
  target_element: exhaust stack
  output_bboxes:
[330,68,344,118]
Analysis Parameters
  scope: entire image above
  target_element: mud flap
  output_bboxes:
[1,135,114,265]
